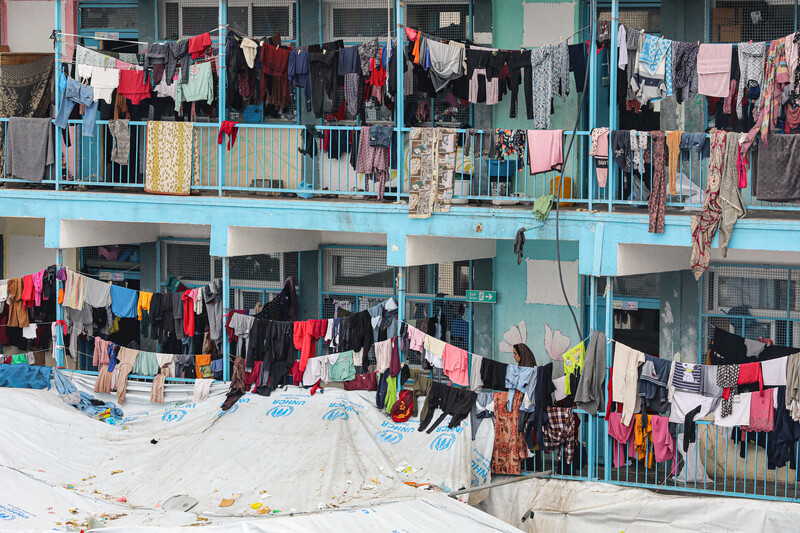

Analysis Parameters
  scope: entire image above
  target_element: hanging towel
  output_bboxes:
[145,121,197,195]
[697,44,733,97]
[754,133,800,201]
[194,378,214,402]
[526,130,563,175]
[6,117,54,183]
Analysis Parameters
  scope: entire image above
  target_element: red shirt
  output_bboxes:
[118,70,151,105]
[188,32,212,59]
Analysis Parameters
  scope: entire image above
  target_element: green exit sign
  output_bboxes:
[466,290,497,303]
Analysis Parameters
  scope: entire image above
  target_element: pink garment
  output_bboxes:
[527,130,564,175]
[408,325,425,351]
[115,59,134,69]
[737,145,749,188]
[697,44,733,97]
[743,387,775,433]
[590,129,609,187]
[607,412,635,468]
[442,344,469,387]
[650,415,675,463]
[93,337,110,367]
[723,79,737,115]
[31,270,45,307]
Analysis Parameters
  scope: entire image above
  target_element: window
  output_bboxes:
[80,7,139,30]
[159,239,300,308]
[320,246,478,361]
[709,0,794,43]
[703,266,800,349]
[161,1,297,42]
[598,8,660,34]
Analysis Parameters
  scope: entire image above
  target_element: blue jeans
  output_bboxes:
[54,77,98,137]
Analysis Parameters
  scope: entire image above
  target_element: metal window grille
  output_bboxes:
[158,239,299,309]
[703,265,800,353]
[160,1,298,42]
[80,245,141,278]
[598,8,661,33]
[80,7,139,30]
[595,273,661,299]
[321,0,471,126]
[320,246,475,369]
[709,0,796,43]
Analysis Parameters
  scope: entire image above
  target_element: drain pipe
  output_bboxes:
[447,470,552,498]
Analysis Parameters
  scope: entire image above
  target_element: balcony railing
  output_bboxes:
[3,119,798,216]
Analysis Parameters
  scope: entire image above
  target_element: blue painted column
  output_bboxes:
[395,0,405,201]
[222,256,231,381]
[54,0,63,190]
[603,276,613,481]
[607,0,619,211]
[55,248,65,367]
[587,0,597,211]
[217,0,228,197]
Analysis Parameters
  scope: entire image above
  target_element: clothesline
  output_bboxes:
[59,54,221,70]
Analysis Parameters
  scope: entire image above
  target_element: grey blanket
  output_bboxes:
[6,117,54,182]
[755,134,800,202]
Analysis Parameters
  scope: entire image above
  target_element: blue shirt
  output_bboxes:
[505,365,536,410]
[110,284,138,318]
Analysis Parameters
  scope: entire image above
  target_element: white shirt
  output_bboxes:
[762,357,788,387]
[713,391,752,427]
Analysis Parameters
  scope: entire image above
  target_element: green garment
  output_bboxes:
[175,61,215,112]
[533,194,554,221]
[329,350,356,382]
[132,351,159,377]
[11,354,28,364]
[384,374,398,413]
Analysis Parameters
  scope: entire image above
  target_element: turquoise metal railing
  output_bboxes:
[11,117,800,214]
[602,416,800,502]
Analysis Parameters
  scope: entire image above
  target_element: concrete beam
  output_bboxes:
[48,219,210,249]
[404,235,497,266]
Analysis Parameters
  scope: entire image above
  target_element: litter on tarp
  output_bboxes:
[161,495,199,512]
[395,461,417,475]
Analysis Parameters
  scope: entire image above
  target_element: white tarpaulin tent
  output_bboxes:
[478,477,800,533]
[0,376,521,532]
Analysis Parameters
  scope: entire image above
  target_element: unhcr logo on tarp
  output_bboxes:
[322,408,349,421]
[430,434,456,451]
[265,406,294,418]
[161,409,187,422]
[375,429,404,445]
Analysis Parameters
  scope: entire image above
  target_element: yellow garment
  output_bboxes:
[633,414,654,469]
[137,291,153,321]
[562,341,585,395]
[109,316,121,334]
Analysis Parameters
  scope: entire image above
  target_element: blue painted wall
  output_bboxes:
[492,239,582,373]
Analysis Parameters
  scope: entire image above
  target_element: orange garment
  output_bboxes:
[7,278,29,328]
[293,319,327,371]
[195,354,212,378]
[665,130,684,195]
[58,288,64,305]
[137,291,153,321]
[632,414,654,469]
[413,34,421,64]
